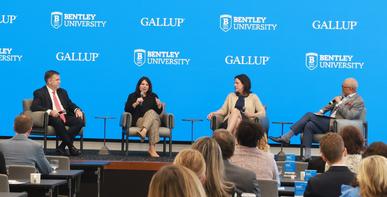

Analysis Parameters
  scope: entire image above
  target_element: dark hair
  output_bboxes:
[44,70,60,83]
[14,115,33,134]
[339,126,365,154]
[320,133,345,163]
[135,76,153,94]
[235,74,251,95]
[362,142,387,158]
[213,129,235,159]
[236,120,263,147]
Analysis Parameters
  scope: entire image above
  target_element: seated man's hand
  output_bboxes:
[75,109,83,119]
[50,110,60,117]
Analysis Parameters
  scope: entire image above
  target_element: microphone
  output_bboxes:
[58,109,66,114]
[329,96,343,105]
[139,91,146,106]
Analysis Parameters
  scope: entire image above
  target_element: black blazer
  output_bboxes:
[31,86,79,116]
[223,160,261,197]
[124,92,163,126]
[304,166,355,197]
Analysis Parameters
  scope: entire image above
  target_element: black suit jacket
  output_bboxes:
[304,166,355,197]
[31,86,79,116]
[223,160,261,197]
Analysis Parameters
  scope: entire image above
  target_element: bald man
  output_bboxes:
[270,78,365,160]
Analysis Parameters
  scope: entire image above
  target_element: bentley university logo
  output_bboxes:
[220,14,232,32]
[134,49,146,66]
[51,12,63,29]
[305,52,318,71]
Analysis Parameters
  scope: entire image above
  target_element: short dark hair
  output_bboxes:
[362,142,387,158]
[236,120,263,147]
[339,126,365,154]
[213,129,235,159]
[235,74,251,95]
[44,70,60,83]
[14,115,33,134]
[320,133,345,163]
[135,76,153,94]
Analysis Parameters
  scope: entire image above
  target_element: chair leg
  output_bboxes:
[56,138,59,149]
[80,134,84,153]
[125,134,129,156]
[163,138,166,154]
[169,137,172,157]
[121,132,124,153]
[44,134,47,152]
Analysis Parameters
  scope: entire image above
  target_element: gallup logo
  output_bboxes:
[50,11,107,29]
[56,52,99,62]
[219,14,278,32]
[225,55,270,66]
[220,14,232,32]
[305,52,365,70]
[0,48,23,62]
[133,49,191,66]
[140,17,185,27]
[0,15,17,25]
[312,20,358,30]
[51,12,63,29]
[134,49,146,67]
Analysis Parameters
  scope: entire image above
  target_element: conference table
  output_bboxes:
[9,179,67,197]
[71,161,111,197]
[43,169,84,197]
[0,192,28,197]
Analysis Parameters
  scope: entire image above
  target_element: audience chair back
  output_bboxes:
[257,179,278,197]
[0,174,9,192]
[46,156,70,170]
[7,165,36,180]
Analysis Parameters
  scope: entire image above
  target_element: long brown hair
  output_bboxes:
[192,137,234,197]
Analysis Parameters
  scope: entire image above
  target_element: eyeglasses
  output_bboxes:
[342,86,351,89]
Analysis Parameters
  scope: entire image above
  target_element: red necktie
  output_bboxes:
[52,91,66,123]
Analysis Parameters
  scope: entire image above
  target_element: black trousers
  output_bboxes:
[291,112,331,147]
[48,115,84,146]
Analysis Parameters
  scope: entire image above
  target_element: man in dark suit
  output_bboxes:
[213,129,261,197]
[270,78,365,160]
[304,133,355,197]
[0,115,53,174]
[31,70,84,156]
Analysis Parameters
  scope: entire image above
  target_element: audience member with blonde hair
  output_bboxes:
[192,137,234,197]
[340,155,387,197]
[174,149,206,184]
[148,165,207,197]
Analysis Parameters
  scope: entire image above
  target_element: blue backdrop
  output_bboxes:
[1,0,386,144]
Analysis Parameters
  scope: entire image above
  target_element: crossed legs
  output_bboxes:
[136,110,161,157]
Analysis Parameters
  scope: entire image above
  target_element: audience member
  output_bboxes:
[148,165,207,197]
[174,149,206,184]
[213,129,261,197]
[362,142,387,158]
[326,126,365,173]
[192,137,234,197]
[304,133,356,197]
[0,115,52,174]
[0,151,6,174]
[340,155,387,197]
[230,120,279,183]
